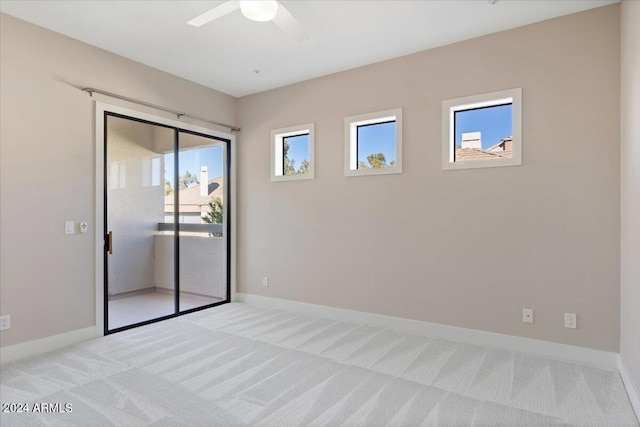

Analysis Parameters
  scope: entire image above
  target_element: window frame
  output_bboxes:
[442,88,522,171]
[271,123,315,182]
[344,108,403,177]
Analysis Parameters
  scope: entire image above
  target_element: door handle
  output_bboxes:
[107,231,113,255]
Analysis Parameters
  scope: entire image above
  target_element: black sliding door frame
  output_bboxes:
[103,112,231,335]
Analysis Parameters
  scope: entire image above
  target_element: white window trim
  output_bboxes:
[442,88,522,171]
[271,123,315,181]
[344,108,403,177]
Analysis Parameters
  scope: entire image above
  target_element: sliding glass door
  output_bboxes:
[176,131,229,312]
[104,113,230,334]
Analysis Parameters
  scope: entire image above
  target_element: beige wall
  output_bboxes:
[620,0,640,394]
[0,13,236,347]
[0,5,625,354]
[237,5,621,352]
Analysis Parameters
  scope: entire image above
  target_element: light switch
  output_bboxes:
[65,221,75,234]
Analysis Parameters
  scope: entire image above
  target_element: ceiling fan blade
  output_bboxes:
[272,2,308,42]
[188,1,240,27]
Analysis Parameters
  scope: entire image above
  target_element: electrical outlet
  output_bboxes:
[565,313,577,329]
[262,276,269,287]
[0,315,10,331]
[522,308,534,323]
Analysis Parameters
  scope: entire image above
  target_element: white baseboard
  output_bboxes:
[236,293,618,369]
[0,326,98,365]
[619,355,640,421]
[0,296,623,374]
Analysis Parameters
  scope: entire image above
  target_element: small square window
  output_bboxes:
[271,123,315,181]
[442,88,522,170]
[345,108,402,177]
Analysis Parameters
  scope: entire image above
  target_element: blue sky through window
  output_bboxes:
[164,145,223,186]
[455,104,512,149]
[357,121,396,166]
[284,134,309,169]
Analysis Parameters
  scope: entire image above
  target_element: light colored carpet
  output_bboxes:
[1,303,637,426]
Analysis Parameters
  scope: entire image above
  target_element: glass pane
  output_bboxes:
[177,131,227,311]
[454,103,513,161]
[357,121,396,169]
[106,115,175,330]
[283,133,310,176]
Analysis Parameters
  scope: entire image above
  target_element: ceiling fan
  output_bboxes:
[188,0,308,42]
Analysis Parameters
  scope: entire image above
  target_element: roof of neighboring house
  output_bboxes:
[165,176,224,213]
[455,137,512,162]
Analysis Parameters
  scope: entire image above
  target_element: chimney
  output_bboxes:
[200,166,208,196]
[461,132,482,149]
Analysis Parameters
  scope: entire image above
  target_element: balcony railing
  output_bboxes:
[157,222,223,234]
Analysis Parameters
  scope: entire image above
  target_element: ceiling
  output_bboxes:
[0,0,617,97]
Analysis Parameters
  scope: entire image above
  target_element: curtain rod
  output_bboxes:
[81,87,240,132]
